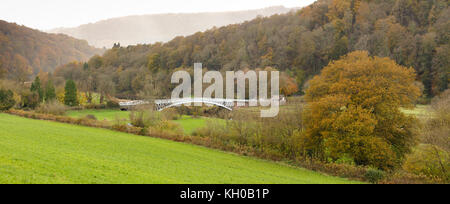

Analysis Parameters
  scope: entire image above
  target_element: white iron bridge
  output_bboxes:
[119,98,280,111]
[154,98,257,111]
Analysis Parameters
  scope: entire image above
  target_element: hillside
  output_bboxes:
[0,114,360,184]
[48,6,294,48]
[0,20,103,81]
[54,0,449,99]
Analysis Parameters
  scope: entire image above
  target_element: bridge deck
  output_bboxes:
[120,97,282,111]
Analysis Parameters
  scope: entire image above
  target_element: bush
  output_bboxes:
[20,91,40,109]
[379,171,444,184]
[161,108,180,120]
[154,120,183,135]
[130,110,161,128]
[106,100,120,109]
[84,104,107,110]
[297,158,367,181]
[7,109,110,130]
[84,114,97,120]
[403,145,449,182]
[365,168,385,184]
[0,89,15,111]
[36,100,66,115]
[416,90,450,182]
[174,106,192,115]
[192,106,305,160]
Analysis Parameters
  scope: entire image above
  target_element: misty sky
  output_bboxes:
[0,0,317,30]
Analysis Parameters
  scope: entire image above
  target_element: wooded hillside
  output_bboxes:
[48,6,294,48]
[54,0,449,98]
[0,20,103,81]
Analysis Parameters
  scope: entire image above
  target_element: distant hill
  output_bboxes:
[48,6,295,48]
[0,20,103,81]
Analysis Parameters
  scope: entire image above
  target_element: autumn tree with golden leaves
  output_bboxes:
[304,51,421,170]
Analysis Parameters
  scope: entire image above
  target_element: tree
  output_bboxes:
[30,76,43,102]
[49,0,449,99]
[280,73,299,96]
[0,89,15,111]
[83,62,89,71]
[0,60,6,79]
[11,54,31,82]
[147,53,162,73]
[330,36,349,60]
[20,91,39,109]
[304,51,421,170]
[45,80,56,101]
[88,55,103,69]
[64,80,78,106]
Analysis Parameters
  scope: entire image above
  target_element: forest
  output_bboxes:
[0,20,103,82]
[50,0,449,100]
[48,6,293,48]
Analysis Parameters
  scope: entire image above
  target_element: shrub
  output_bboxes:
[155,120,183,135]
[7,109,110,130]
[403,145,449,182]
[174,106,192,115]
[297,158,367,181]
[335,155,356,165]
[84,104,107,109]
[417,90,450,181]
[130,110,161,128]
[36,100,66,115]
[106,100,120,109]
[192,106,305,160]
[161,108,180,120]
[20,91,40,109]
[0,89,15,111]
[84,114,97,120]
[379,171,444,184]
[191,107,202,118]
[365,168,385,184]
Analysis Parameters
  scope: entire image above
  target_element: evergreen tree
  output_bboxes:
[45,80,56,101]
[30,76,43,102]
[83,62,89,71]
[64,80,78,106]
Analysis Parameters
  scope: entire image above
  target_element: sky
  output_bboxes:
[0,0,317,30]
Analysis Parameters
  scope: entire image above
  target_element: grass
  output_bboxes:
[401,105,433,119]
[173,116,207,135]
[173,116,226,135]
[66,109,221,135]
[0,113,361,184]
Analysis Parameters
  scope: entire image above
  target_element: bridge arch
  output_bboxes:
[154,98,237,111]
[158,101,233,111]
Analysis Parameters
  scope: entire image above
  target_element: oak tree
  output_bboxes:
[304,51,421,169]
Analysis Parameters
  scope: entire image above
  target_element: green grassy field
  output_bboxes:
[67,109,130,122]
[0,113,361,184]
[66,109,221,135]
[172,116,207,135]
